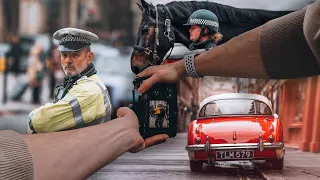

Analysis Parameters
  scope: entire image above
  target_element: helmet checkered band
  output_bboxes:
[189,18,219,28]
[60,35,91,45]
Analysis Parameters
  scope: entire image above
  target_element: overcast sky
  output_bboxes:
[145,0,315,11]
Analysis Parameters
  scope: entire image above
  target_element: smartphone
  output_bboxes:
[130,77,177,139]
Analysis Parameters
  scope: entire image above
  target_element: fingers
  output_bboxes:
[137,65,166,78]
[137,72,161,94]
[144,134,169,149]
[116,107,136,118]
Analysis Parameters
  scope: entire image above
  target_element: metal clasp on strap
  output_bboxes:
[144,47,152,55]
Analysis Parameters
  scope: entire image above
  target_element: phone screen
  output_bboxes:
[149,100,169,128]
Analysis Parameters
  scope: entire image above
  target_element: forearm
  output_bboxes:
[197,26,267,78]
[174,26,267,79]
[24,117,138,180]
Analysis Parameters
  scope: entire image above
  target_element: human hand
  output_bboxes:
[136,62,185,94]
[116,107,169,153]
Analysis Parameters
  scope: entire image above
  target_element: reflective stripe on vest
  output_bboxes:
[62,78,112,129]
[86,80,112,122]
[62,94,84,128]
[28,109,37,133]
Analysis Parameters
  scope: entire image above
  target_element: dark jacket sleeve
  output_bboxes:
[260,3,320,79]
[304,0,320,64]
[0,130,34,180]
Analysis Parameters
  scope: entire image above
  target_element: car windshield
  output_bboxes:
[94,55,132,74]
[199,99,272,117]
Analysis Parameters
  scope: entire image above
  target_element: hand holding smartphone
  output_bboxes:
[130,76,178,139]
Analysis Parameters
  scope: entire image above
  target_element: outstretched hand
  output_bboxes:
[136,62,185,94]
[116,107,169,153]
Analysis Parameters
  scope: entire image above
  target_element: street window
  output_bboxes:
[293,79,307,123]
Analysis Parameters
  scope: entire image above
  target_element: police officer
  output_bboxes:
[27,28,112,134]
[184,9,223,51]
[154,104,165,128]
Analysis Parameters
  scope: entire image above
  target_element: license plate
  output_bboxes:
[216,150,254,160]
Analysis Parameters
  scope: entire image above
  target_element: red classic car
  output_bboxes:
[186,93,285,172]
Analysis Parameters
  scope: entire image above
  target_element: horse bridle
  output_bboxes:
[133,5,175,65]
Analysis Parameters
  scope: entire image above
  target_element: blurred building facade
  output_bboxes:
[239,76,320,153]
[0,0,134,46]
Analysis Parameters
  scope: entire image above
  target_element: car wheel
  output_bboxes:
[190,161,203,172]
[271,157,284,170]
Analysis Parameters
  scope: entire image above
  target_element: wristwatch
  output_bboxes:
[184,50,204,78]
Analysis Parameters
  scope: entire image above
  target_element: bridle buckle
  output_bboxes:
[144,47,152,55]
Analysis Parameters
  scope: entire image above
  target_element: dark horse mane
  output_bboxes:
[160,1,293,46]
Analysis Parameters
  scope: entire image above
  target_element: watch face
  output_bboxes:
[148,100,169,128]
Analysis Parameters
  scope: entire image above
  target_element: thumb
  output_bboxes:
[144,134,169,148]
[116,107,136,118]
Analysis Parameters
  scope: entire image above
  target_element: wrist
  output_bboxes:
[183,51,204,78]
[174,60,188,78]
[117,116,142,150]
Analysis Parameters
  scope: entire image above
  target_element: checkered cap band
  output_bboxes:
[60,35,91,45]
[188,18,219,28]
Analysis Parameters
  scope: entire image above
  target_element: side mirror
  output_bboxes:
[273,114,279,118]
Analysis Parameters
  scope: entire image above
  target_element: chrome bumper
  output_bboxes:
[186,136,285,165]
[186,142,284,151]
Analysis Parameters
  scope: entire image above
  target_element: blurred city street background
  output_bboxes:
[0,0,320,179]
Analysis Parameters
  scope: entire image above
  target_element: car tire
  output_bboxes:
[190,161,203,172]
[271,157,284,170]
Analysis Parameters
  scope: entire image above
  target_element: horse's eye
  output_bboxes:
[141,28,149,35]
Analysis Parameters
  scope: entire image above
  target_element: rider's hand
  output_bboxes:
[116,107,169,153]
[136,62,186,94]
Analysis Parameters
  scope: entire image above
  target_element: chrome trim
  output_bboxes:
[205,136,213,164]
[258,134,264,152]
[186,142,284,151]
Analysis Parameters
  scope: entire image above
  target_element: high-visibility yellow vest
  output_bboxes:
[0,56,6,72]
[27,74,112,134]
[154,107,161,115]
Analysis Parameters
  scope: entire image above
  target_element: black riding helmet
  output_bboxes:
[184,9,219,40]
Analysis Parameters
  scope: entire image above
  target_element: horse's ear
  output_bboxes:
[141,0,151,13]
[136,2,143,11]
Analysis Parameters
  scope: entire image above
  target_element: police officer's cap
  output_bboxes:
[184,9,219,33]
[53,28,99,52]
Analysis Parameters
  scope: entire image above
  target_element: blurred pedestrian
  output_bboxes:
[5,33,24,76]
[46,41,64,99]
[27,42,45,104]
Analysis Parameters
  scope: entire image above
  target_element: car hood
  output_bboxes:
[195,116,275,144]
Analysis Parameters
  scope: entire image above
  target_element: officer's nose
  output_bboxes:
[65,56,73,64]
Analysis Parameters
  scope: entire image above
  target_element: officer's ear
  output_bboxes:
[86,50,94,64]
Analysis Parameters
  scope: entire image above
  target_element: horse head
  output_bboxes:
[131,0,176,74]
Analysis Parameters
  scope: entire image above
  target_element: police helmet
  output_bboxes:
[184,9,219,34]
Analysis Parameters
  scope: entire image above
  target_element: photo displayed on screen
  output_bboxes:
[149,100,168,128]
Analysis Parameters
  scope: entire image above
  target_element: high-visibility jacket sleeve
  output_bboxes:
[27,79,109,134]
